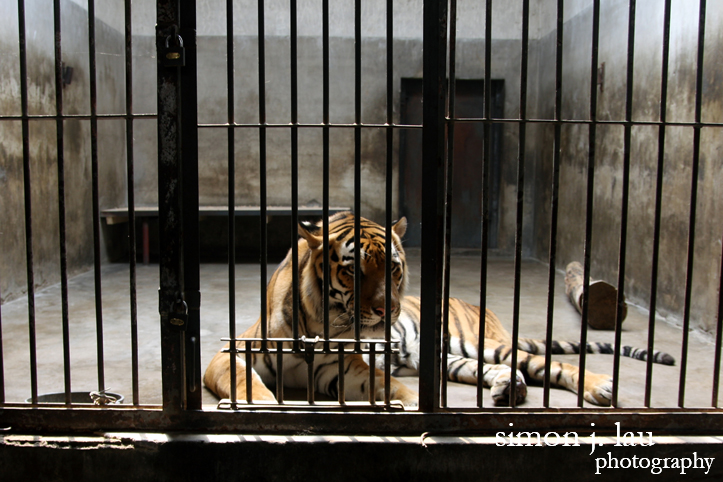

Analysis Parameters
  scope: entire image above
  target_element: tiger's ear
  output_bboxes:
[392,216,407,238]
[298,220,323,249]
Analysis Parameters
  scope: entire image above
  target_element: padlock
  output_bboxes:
[168,299,188,332]
[163,34,185,68]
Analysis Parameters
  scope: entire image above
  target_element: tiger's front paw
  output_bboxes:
[389,384,419,409]
[491,370,527,406]
[583,374,613,406]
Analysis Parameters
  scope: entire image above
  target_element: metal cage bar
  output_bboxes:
[476,0,493,408]
[226,0,238,408]
[644,0,672,409]
[611,0,637,408]
[87,0,106,395]
[543,0,565,409]
[17,0,39,406]
[53,0,73,406]
[124,0,141,407]
[577,0,601,408]
[383,0,395,407]
[441,0,457,409]
[508,0,531,409]
[678,0,707,408]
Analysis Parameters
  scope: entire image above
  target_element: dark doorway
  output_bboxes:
[399,79,504,248]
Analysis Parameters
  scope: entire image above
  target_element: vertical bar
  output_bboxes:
[611,0,636,408]
[713,237,723,407]
[383,0,394,406]
[245,340,253,403]
[337,344,345,404]
[17,0,38,405]
[157,0,185,412]
[276,342,284,403]
[0,281,4,403]
[368,343,376,404]
[509,0,530,408]
[577,0,601,407]
[180,0,202,410]
[258,0,268,348]
[543,0,564,408]
[678,0,706,408]
[322,0,330,352]
[441,0,457,408]
[645,0,671,409]
[54,0,72,405]
[124,0,140,407]
[353,0,362,353]
[419,0,448,412]
[87,0,106,395]
[227,0,238,406]
[290,0,300,353]
[477,0,493,408]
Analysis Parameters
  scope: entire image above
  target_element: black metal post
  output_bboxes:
[419,0,448,412]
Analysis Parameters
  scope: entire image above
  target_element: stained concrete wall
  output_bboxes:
[0,0,130,303]
[2,0,722,334]
[530,0,723,332]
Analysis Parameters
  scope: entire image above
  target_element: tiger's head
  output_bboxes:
[298,212,408,336]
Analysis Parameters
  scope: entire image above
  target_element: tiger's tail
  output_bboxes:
[516,338,675,366]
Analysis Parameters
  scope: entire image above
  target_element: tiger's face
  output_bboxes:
[299,212,408,335]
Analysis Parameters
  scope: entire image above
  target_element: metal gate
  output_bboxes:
[1,0,723,436]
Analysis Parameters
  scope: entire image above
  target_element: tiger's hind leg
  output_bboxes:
[447,355,527,406]
[482,338,613,406]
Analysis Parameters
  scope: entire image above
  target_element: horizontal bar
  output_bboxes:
[101,205,350,218]
[0,113,157,121]
[223,337,399,344]
[3,407,723,436]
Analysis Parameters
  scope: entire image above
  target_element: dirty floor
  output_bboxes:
[1,251,719,409]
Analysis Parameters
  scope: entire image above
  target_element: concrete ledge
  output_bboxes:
[2,432,722,481]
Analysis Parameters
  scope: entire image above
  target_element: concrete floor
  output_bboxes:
[1,250,719,409]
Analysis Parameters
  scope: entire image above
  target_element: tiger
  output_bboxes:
[375,297,675,406]
[204,212,674,408]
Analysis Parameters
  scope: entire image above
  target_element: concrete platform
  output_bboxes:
[1,251,718,409]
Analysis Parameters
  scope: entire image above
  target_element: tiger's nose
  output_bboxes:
[373,307,385,318]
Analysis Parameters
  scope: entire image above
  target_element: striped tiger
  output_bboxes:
[204,212,674,408]
[204,211,419,406]
[373,296,675,406]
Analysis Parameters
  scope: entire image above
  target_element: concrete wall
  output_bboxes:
[0,0,130,303]
[530,0,723,332]
[2,0,722,334]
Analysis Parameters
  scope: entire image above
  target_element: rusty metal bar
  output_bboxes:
[678,0,707,408]
[611,0,636,408]
[157,0,186,413]
[577,0,601,408]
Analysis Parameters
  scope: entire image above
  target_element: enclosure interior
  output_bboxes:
[0,0,722,410]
